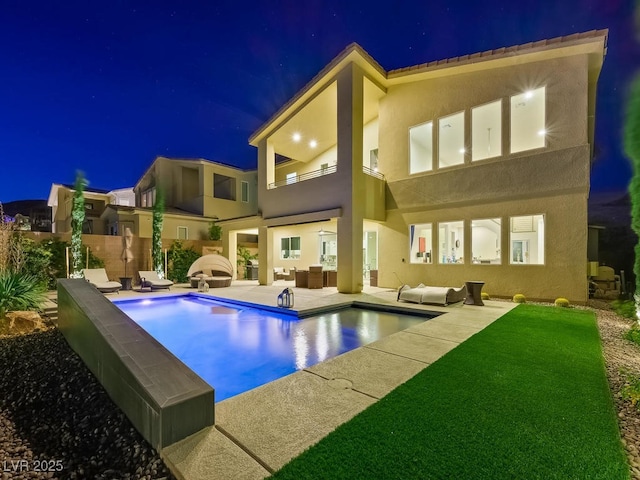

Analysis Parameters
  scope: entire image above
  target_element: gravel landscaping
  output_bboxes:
[0,325,175,480]
[0,302,639,479]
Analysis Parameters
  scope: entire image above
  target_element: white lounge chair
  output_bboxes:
[83,268,122,294]
[139,271,174,291]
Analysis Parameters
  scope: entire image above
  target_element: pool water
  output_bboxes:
[114,295,430,402]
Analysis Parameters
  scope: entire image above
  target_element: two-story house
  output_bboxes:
[49,156,258,241]
[243,30,607,303]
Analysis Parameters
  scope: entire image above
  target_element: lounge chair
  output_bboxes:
[187,254,233,288]
[83,268,122,294]
[397,283,467,306]
[139,271,173,291]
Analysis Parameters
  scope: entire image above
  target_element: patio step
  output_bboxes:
[42,305,58,325]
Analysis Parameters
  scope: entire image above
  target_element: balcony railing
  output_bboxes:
[268,164,384,189]
[268,164,337,189]
[363,165,385,180]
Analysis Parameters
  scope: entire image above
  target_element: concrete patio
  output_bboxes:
[56,280,516,479]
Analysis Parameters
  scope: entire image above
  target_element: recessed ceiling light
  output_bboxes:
[525,91,534,99]
[292,133,301,142]
[459,148,465,154]
[537,129,546,136]
[309,140,317,148]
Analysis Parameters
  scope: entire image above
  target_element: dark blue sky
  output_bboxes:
[1,0,637,202]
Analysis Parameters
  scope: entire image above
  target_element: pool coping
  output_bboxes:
[56,280,215,451]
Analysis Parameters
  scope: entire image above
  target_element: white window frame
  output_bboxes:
[438,221,464,264]
[472,100,502,161]
[471,218,501,265]
[509,214,545,265]
[438,112,465,168]
[409,121,433,174]
[177,226,188,240]
[409,223,433,264]
[280,236,301,260]
[510,87,546,154]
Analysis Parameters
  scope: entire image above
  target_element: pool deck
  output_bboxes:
[58,280,516,480]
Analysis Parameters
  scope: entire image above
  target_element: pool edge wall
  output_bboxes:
[57,279,215,451]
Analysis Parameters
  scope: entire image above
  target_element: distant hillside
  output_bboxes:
[1,199,48,217]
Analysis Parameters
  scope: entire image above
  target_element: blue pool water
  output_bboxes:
[114,295,431,402]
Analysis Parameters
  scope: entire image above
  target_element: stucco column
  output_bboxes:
[225,231,238,279]
[336,64,365,294]
[258,225,274,285]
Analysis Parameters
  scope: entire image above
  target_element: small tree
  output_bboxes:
[70,171,87,278]
[152,187,165,278]
[237,246,257,279]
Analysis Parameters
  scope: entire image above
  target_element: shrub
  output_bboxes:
[0,271,47,319]
[620,369,640,409]
[624,326,640,347]
[481,292,490,300]
[208,221,222,241]
[513,294,526,304]
[167,240,200,283]
[554,297,570,308]
[611,299,637,320]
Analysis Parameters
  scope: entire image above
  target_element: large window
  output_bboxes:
[281,236,301,260]
[472,218,501,264]
[409,122,433,173]
[472,100,502,161]
[511,87,546,153]
[510,215,544,264]
[141,188,155,207]
[438,112,465,168]
[409,223,433,264]
[438,221,464,264]
[214,173,236,201]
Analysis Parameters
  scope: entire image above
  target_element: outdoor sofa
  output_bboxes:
[397,283,467,306]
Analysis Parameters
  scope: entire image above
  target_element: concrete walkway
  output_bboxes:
[83,281,516,479]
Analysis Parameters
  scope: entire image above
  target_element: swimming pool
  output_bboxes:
[114,294,431,402]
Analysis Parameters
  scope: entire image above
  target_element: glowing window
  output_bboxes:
[438,112,465,168]
[472,100,502,161]
[471,218,501,264]
[409,122,433,173]
[510,215,545,265]
[438,221,464,264]
[510,87,546,153]
[409,224,433,264]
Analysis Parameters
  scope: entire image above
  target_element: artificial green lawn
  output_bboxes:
[271,304,629,479]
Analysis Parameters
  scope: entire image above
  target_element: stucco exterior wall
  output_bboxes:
[378,192,588,303]
[379,55,589,183]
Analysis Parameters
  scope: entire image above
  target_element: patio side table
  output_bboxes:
[464,281,485,306]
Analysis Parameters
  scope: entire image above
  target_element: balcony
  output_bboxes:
[268,164,384,189]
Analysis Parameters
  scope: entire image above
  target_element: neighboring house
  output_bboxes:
[240,30,608,303]
[49,156,258,241]
[48,184,133,235]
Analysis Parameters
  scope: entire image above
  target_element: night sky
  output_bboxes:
[1,1,637,203]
